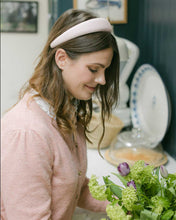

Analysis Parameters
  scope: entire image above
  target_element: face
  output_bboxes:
[59,47,113,100]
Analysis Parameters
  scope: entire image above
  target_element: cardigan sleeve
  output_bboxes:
[1,129,53,220]
[77,177,109,213]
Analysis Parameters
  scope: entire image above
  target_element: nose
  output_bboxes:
[94,71,106,85]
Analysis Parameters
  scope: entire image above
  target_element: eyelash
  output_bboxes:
[89,68,98,73]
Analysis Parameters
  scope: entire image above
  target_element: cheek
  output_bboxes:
[62,67,85,89]
[78,72,92,83]
[71,66,93,84]
[62,59,94,87]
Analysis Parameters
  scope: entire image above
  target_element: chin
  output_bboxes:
[79,97,92,101]
[73,91,93,100]
[78,95,92,101]
[83,97,92,101]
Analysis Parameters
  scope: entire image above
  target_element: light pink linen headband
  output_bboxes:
[50,18,112,48]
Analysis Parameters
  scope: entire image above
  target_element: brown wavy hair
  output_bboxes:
[20,9,120,151]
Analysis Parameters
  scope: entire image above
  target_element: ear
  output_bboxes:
[55,48,68,70]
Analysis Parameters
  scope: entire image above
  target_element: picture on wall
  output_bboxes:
[73,0,128,24]
[1,1,38,33]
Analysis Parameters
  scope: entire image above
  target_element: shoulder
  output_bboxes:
[1,94,55,137]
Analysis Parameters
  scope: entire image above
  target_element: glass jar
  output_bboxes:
[105,128,168,167]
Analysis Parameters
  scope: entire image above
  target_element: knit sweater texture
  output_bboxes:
[1,94,108,220]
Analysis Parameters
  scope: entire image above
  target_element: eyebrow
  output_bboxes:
[88,63,105,68]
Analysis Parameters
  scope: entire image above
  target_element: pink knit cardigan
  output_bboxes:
[1,94,108,220]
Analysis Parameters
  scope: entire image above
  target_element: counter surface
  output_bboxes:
[87,148,176,182]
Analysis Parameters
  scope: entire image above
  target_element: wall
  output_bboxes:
[55,0,176,158]
[1,0,49,114]
[2,0,175,158]
[135,0,176,158]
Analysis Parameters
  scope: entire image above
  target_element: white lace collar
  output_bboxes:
[30,89,55,119]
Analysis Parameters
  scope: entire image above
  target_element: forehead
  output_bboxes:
[78,47,113,66]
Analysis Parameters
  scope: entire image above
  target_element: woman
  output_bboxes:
[1,9,119,220]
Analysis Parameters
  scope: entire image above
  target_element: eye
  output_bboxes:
[88,67,98,73]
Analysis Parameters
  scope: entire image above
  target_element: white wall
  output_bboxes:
[1,0,49,115]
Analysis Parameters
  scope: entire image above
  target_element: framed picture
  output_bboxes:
[1,1,38,33]
[73,0,128,24]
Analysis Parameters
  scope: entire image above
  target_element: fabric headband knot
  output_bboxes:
[50,18,112,48]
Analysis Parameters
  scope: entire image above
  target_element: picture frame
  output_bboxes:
[1,1,38,33]
[73,0,128,24]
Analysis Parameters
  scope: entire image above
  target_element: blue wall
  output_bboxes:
[135,0,176,159]
[54,0,176,158]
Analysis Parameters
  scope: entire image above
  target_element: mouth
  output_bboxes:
[85,85,96,92]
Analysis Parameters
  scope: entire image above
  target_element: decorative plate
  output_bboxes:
[130,64,170,147]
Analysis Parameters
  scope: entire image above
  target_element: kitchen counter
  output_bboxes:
[72,148,176,220]
[87,148,176,182]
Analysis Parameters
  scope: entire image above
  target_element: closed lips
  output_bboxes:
[85,85,96,90]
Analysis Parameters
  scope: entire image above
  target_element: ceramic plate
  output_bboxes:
[130,64,170,147]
